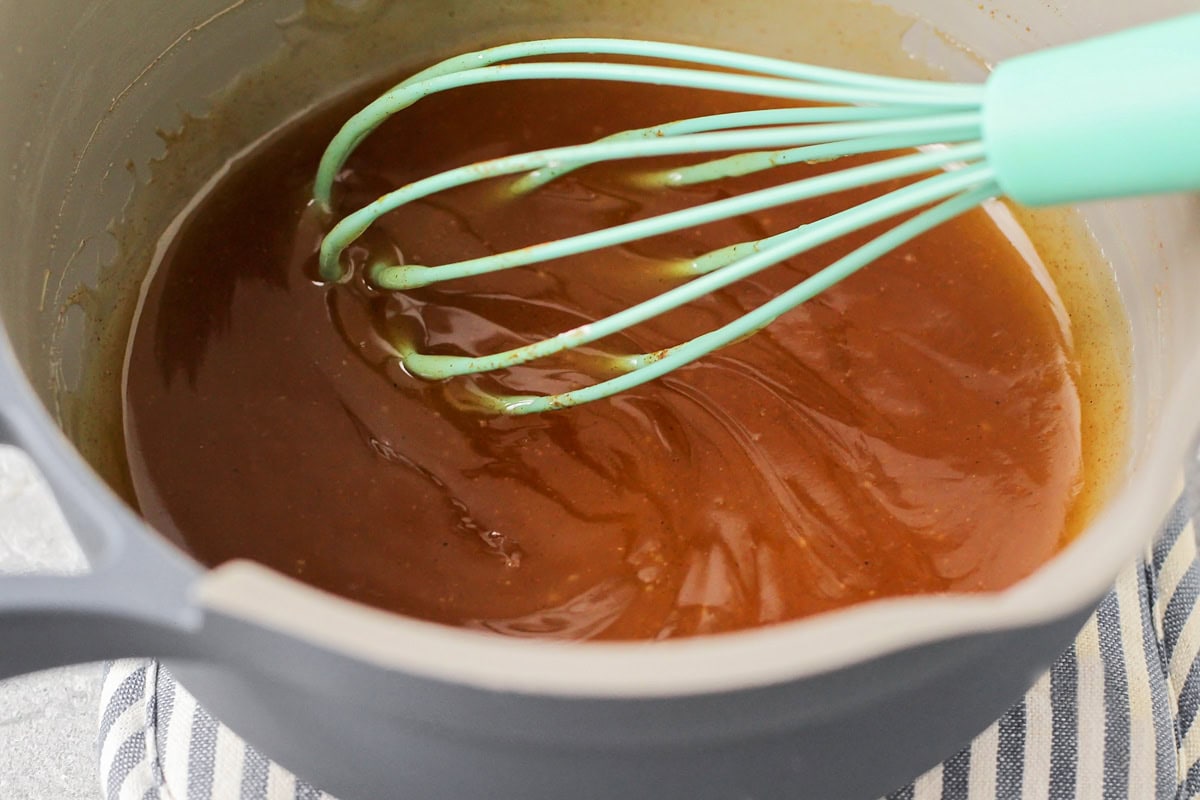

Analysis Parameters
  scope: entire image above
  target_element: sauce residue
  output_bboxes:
[124,68,1085,640]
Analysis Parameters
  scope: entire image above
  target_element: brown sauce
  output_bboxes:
[123,68,1085,641]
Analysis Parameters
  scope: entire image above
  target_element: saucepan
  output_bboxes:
[0,0,1197,798]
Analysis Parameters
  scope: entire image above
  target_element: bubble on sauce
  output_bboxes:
[480,529,523,568]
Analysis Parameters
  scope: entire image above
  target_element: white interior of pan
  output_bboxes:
[3,0,1199,695]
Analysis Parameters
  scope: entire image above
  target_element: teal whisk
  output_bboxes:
[314,15,1200,414]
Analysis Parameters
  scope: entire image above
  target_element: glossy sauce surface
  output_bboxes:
[124,72,1083,640]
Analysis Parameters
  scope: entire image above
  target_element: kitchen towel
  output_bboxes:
[97,488,1200,800]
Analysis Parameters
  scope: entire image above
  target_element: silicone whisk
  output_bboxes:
[315,14,1200,414]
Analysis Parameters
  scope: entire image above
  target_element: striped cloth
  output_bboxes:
[98,492,1200,800]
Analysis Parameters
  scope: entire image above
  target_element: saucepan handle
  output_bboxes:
[0,342,200,679]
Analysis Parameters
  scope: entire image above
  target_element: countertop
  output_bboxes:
[0,446,104,800]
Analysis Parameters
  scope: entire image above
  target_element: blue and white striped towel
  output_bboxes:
[98,491,1200,800]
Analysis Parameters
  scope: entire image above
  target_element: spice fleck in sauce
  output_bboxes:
[124,70,1084,641]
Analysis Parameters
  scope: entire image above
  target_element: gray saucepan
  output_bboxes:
[1,1,1198,798]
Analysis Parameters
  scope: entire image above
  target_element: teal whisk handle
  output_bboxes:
[984,13,1200,207]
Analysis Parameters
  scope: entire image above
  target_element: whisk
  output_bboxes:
[314,15,1200,414]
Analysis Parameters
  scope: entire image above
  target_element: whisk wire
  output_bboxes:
[401,162,997,384]
[464,181,998,414]
[321,120,983,287]
[397,37,987,97]
[313,38,985,208]
[512,105,965,192]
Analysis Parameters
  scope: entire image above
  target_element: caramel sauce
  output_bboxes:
[124,70,1084,640]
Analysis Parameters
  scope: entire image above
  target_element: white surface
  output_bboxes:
[0,446,103,800]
